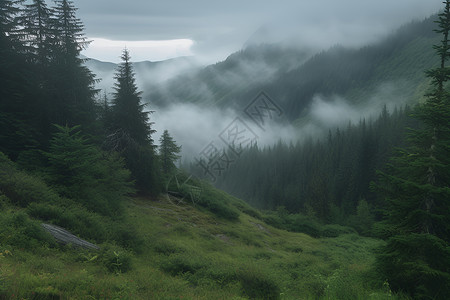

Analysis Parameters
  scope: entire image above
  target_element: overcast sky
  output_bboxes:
[76,0,443,63]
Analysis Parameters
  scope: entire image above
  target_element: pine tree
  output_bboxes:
[16,0,53,64]
[50,0,97,129]
[159,130,181,178]
[46,125,134,216]
[107,48,161,193]
[375,2,450,298]
[0,0,39,158]
[109,48,153,145]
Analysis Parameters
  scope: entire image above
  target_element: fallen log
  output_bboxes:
[41,223,100,250]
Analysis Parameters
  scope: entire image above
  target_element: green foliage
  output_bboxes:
[159,129,181,179]
[27,202,108,243]
[0,152,60,207]
[237,267,280,300]
[376,234,450,299]
[109,223,145,253]
[0,210,55,250]
[45,125,134,216]
[321,224,357,238]
[122,143,162,195]
[160,253,206,276]
[153,240,186,256]
[213,106,415,225]
[263,209,356,238]
[104,49,162,194]
[374,2,450,298]
[325,266,369,300]
[348,199,375,235]
[197,185,240,221]
[101,246,133,274]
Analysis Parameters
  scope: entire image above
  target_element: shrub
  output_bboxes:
[0,152,59,207]
[153,240,185,255]
[237,268,280,300]
[110,223,144,253]
[321,224,357,238]
[287,215,322,238]
[0,211,55,250]
[44,125,134,217]
[197,187,239,221]
[160,253,205,276]
[27,202,107,243]
[101,247,133,274]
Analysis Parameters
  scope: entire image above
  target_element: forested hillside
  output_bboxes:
[149,15,439,121]
[213,106,417,221]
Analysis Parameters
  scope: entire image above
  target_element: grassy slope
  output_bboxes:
[0,189,409,300]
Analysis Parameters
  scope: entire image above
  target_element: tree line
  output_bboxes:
[0,0,181,198]
[212,105,416,222]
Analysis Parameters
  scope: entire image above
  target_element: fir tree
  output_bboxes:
[17,0,53,64]
[375,1,450,298]
[107,48,161,194]
[46,125,134,216]
[0,0,38,158]
[110,48,153,146]
[159,130,181,178]
[50,0,97,129]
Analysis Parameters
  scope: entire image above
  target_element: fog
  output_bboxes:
[76,0,442,64]
[151,77,413,162]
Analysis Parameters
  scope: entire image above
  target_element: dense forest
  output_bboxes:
[213,106,417,220]
[1,0,450,299]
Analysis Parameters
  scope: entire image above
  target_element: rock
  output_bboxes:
[41,223,100,250]
[249,221,272,236]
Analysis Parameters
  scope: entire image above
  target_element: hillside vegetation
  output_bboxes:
[0,154,401,299]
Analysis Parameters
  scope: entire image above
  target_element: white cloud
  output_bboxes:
[82,38,194,62]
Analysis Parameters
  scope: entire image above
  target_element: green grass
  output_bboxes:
[0,157,407,299]
[0,191,410,299]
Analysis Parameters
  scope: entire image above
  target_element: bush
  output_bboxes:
[232,200,263,219]
[237,268,280,300]
[0,152,59,207]
[153,240,185,255]
[325,267,368,300]
[0,211,55,250]
[0,194,9,210]
[321,224,357,238]
[160,253,205,276]
[197,187,240,221]
[44,125,134,217]
[110,223,144,253]
[287,215,322,238]
[101,247,133,274]
[27,202,107,243]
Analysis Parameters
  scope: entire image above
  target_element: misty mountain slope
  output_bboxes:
[149,44,313,108]
[83,56,201,98]
[150,15,439,120]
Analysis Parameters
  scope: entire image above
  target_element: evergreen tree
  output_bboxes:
[375,2,450,298]
[107,48,161,193]
[17,0,53,64]
[110,48,152,145]
[46,125,134,216]
[159,130,181,178]
[0,0,39,159]
[50,0,97,129]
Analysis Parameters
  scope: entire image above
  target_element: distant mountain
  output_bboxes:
[83,56,202,101]
[149,15,439,121]
[148,44,314,108]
